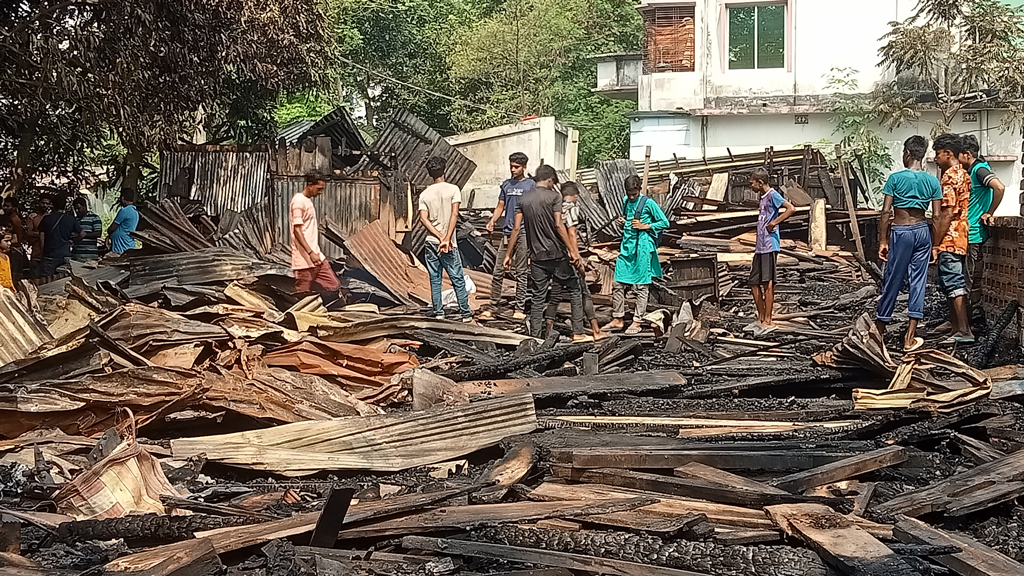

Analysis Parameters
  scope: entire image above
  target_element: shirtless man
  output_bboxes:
[875,136,943,351]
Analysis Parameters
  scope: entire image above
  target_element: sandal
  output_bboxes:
[940,335,976,346]
[742,322,760,334]
[904,337,925,353]
[625,323,643,335]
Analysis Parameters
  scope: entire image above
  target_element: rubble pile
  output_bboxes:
[0,140,1022,576]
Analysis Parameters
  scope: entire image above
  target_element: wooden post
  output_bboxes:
[810,197,827,252]
[0,514,19,555]
[835,145,866,262]
[582,352,599,376]
[640,146,652,195]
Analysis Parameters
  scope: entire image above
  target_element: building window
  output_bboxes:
[728,4,785,70]
[643,6,696,74]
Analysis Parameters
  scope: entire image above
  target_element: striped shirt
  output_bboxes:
[72,212,102,260]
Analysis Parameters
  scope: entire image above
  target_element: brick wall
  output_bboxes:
[980,216,1024,345]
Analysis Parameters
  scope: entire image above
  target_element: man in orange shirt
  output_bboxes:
[931,133,973,345]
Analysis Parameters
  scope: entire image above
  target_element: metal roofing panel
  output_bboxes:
[128,248,289,287]
[0,288,53,367]
[354,110,476,191]
[278,120,317,145]
[302,106,367,151]
[157,149,270,215]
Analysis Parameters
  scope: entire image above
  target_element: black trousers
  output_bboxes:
[530,257,584,338]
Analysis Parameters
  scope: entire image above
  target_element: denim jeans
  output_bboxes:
[423,242,472,319]
[937,251,968,299]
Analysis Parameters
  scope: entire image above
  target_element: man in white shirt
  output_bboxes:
[419,156,472,322]
[290,171,339,294]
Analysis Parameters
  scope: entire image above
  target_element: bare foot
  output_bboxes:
[593,329,609,341]
[933,321,953,335]
[572,334,595,343]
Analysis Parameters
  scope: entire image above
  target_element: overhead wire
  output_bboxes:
[336,56,520,120]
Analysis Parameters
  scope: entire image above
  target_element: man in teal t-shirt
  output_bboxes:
[956,134,1005,327]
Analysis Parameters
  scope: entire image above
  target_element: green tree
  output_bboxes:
[821,67,893,197]
[874,0,1024,135]
[448,0,641,165]
[1,0,333,196]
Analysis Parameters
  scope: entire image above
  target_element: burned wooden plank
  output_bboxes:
[437,343,593,382]
[529,482,775,530]
[401,535,712,576]
[951,432,1006,464]
[558,447,857,471]
[460,371,688,399]
[673,463,788,494]
[874,449,1024,518]
[309,488,354,548]
[473,441,537,504]
[771,446,907,493]
[101,538,223,576]
[581,510,706,538]
[194,485,476,554]
[765,503,915,576]
[894,515,1024,576]
[336,498,655,539]
[551,467,847,508]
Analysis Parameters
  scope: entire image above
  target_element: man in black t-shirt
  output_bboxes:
[39,198,83,277]
[503,165,588,341]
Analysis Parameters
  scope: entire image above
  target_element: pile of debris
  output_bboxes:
[1,139,1023,576]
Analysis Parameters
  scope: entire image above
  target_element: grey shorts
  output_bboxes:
[965,242,984,299]
[748,252,777,286]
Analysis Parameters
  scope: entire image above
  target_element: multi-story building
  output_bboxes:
[595,0,1024,215]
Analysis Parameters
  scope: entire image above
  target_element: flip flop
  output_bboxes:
[758,325,778,335]
[625,323,643,335]
[601,321,623,332]
[904,337,925,353]
[572,334,595,343]
[940,335,976,346]
[742,322,760,334]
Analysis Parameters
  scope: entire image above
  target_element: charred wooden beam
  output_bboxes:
[437,343,593,382]
[55,514,260,545]
[467,525,828,576]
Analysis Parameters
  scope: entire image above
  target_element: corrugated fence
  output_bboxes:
[271,176,381,260]
[158,149,270,215]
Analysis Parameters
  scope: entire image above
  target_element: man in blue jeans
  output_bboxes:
[875,136,943,351]
[419,156,473,322]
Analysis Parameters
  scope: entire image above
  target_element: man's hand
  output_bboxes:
[766,221,777,233]
[616,216,625,226]
[310,251,325,266]
[485,219,495,233]
[439,240,452,253]
[931,247,939,265]
[982,213,996,226]
[879,243,889,262]
[503,255,512,270]
[631,219,649,230]
[570,252,581,267]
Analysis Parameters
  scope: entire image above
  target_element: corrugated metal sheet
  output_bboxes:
[217,198,276,261]
[595,159,636,218]
[278,120,317,145]
[303,106,367,151]
[158,149,270,215]
[354,110,476,191]
[271,176,380,261]
[0,288,53,367]
[129,248,289,287]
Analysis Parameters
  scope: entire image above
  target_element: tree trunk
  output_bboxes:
[2,117,38,198]
[122,144,145,194]
[362,73,376,129]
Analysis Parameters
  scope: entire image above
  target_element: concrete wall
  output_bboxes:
[446,117,580,208]
[637,0,921,113]
[629,110,1024,217]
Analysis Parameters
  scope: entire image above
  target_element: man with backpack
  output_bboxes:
[603,175,670,335]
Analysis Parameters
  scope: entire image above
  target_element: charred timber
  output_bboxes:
[438,343,594,382]
[56,514,261,545]
[470,526,827,576]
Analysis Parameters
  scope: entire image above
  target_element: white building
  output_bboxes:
[595,0,1024,215]
[446,117,579,208]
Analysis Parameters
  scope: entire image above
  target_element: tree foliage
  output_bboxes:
[1,0,333,195]
[874,0,1024,135]
[822,68,893,196]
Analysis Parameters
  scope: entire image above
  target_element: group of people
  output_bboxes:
[415,152,671,341]
[0,191,139,291]
[876,133,1005,350]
